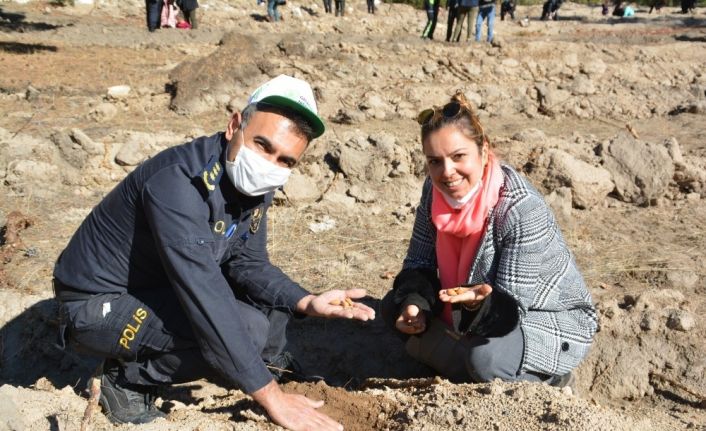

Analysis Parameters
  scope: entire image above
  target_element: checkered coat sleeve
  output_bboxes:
[402,165,598,376]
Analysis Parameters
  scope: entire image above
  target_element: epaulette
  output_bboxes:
[200,156,223,193]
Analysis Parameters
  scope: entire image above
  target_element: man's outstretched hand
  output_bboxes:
[296,288,376,321]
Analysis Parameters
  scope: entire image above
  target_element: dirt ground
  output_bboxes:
[1,0,705,429]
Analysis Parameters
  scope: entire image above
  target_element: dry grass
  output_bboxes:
[268,206,411,298]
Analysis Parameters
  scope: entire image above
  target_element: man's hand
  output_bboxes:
[438,283,493,309]
[395,304,426,335]
[252,380,343,431]
[296,289,376,321]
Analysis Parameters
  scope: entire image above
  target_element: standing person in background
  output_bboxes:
[146,0,163,31]
[445,0,459,42]
[177,0,199,28]
[475,0,495,42]
[500,0,515,20]
[323,0,333,13]
[541,0,563,20]
[452,0,478,43]
[367,0,376,14]
[267,0,283,21]
[335,0,346,16]
[421,0,440,40]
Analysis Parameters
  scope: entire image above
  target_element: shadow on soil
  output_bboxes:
[287,297,432,388]
[0,297,429,394]
[0,7,63,33]
[0,298,98,391]
[0,41,58,54]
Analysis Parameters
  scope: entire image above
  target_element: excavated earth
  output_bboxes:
[0,0,705,429]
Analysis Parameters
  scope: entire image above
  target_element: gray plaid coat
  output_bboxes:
[402,164,598,376]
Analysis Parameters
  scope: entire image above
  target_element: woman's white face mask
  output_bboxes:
[441,178,481,209]
[226,129,292,196]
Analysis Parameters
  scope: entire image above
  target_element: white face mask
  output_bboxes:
[226,129,292,196]
[441,179,482,209]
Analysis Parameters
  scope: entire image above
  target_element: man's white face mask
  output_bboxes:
[226,128,292,196]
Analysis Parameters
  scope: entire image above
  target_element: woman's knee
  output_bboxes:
[465,334,524,382]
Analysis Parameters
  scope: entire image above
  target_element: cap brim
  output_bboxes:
[257,95,326,139]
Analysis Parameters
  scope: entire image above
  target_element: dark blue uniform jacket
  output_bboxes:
[53,132,309,393]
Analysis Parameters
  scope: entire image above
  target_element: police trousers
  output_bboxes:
[55,281,289,387]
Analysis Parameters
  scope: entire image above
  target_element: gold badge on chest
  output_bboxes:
[249,207,263,234]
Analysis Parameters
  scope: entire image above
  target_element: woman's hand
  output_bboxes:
[395,304,427,334]
[439,283,493,309]
[296,289,376,321]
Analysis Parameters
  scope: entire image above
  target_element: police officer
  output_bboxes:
[53,75,375,430]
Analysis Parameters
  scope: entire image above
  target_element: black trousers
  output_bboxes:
[56,284,289,387]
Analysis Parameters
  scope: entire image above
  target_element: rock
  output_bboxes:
[5,160,61,198]
[665,271,700,290]
[639,311,658,331]
[685,192,700,201]
[282,171,320,204]
[512,128,547,144]
[0,389,26,430]
[359,94,392,119]
[545,186,572,218]
[308,216,336,234]
[334,146,371,180]
[368,132,397,159]
[666,309,695,332]
[114,132,158,166]
[635,289,684,310]
[51,130,88,169]
[663,137,684,166]
[25,85,40,101]
[89,102,118,122]
[169,34,262,116]
[564,53,579,68]
[546,149,614,209]
[501,58,520,68]
[347,184,377,203]
[580,59,607,77]
[570,75,596,96]
[321,192,356,210]
[107,85,131,99]
[600,133,674,206]
[330,108,366,125]
[69,128,103,156]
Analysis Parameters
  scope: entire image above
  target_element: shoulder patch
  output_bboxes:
[201,156,223,193]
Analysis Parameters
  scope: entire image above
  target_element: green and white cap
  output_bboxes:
[248,74,326,139]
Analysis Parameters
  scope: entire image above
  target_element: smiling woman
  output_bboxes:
[380,90,598,387]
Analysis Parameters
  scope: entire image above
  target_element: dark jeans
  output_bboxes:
[57,286,289,387]
[335,0,345,16]
[446,6,458,41]
[268,0,281,21]
[380,290,545,383]
[323,0,332,13]
[145,0,163,31]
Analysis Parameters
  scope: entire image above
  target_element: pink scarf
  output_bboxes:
[431,152,504,326]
